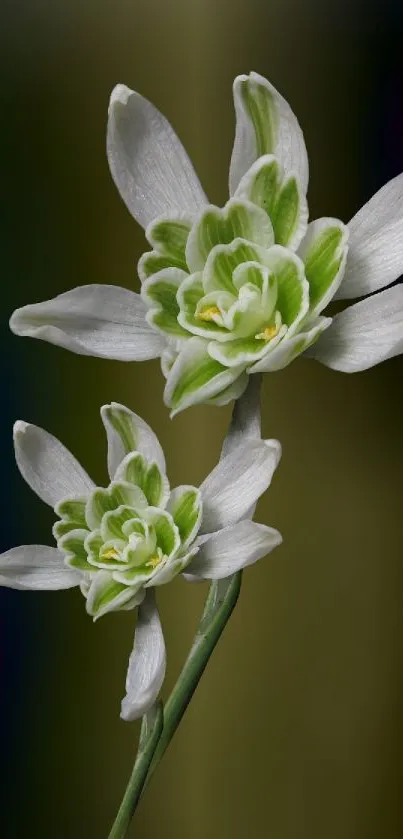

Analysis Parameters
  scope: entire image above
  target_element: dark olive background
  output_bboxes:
[1,1,403,837]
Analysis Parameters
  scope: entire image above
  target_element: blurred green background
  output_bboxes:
[1,0,403,837]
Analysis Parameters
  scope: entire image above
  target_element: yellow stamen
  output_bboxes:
[255,324,280,342]
[101,547,120,561]
[197,305,220,322]
[146,554,162,569]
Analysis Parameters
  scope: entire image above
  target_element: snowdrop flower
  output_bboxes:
[11,72,403,413]
[0,402,281,719]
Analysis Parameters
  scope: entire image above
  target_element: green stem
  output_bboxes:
[108,701,163,839]
[147,570,242,781]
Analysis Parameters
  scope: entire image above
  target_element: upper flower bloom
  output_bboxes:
[0,401,281,718]
[11,72,403,412]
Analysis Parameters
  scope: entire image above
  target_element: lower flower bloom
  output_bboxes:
[0,402,282,719]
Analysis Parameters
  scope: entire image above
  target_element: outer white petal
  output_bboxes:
[185,521,282,580]
[14,421,94,507]
[107,84,208,229]
[10,285,165,361]
[220,374,261,459]
[101,402,166,480]
[199,438,281,533]
[308,285,403,372]
[0,546,80,590]
[337,172,403,299]
[229,71,309,196]
[121,591,166,722]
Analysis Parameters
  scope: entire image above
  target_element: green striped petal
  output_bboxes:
[143,508,180,558]
[230,72,309,197]
[235,77,279,160]
[298,219,349,315]
[141,268,189,338]
[85,482,148,530]
[115,451,170,508]
[235,155,308,250]
[146,217,191,261]
[100,505,140,541]
[164,337,246,414]
[55,497,87,525]
[59,528,94,571]
[138,251,189,281]
[203,238,272,295]
[167,486,202,549]
[85,571,145,619]
[186,199,274,272]
[264,246,309,333]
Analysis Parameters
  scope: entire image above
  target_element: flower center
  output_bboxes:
[197,305,221,322]
[255,323,280,342]
[101,546,121,561]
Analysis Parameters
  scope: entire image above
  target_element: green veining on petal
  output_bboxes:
[102,405,137,460]
[187,200,274,271]
[168,488,202,546]
[271,176,300,246]
[140,251,188,279]
[147,219,191,265]
[302,223,347,312]
[203,240,267,294]
[170,353,228,410]
[55,498,87,525]
[248,158,280,216]
[240,78,278,157]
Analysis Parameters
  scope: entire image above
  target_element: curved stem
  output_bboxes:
[147,570,242,781]
[108,701,163,839]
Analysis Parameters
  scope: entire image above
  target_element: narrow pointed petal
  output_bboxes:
[10,285,165,361]
[101,402,166,480]
[14,421,94,507]
[336,172,403,299]
[121,591,166,721]
[199,438,281,533]
[229,71,309,196]
[186,520,282,579]
[107,84,208,228]
[308,285,403,372]
[0,545,80,590]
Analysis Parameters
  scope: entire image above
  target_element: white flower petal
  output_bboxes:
[121,591,166,722]
[101,402,166,480]
[14,421,94,507]
[185,520,282,580]
[308,284,403,372]
[337,172,403,299]
[107,84,208,229]
[220,375,261,459]
[10,285,165,361]
[229,71,309,197]
[0,545,80,590]
[199,438,281,533]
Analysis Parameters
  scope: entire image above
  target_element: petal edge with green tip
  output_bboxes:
[186,198,274,272]
[298,218,349,315]
[229,71,309,197]
[164,337,246,414]
[167,486,202,549]
[235,155,308,250]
